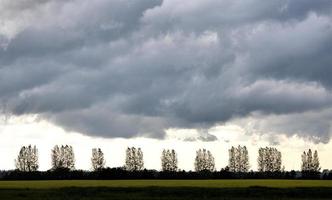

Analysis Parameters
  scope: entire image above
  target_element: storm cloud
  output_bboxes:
[1,0,332,141]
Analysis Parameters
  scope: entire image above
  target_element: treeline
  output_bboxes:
[10,145,323,175]
[1,168,332,180]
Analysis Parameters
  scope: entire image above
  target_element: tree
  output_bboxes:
[307,149,313,170]
[301,149,320,172]
[301,151,308,171]
[161,149,178,171]
[228,145,250,172]
[194,149,215,172]
[125,147,132,171]
[257,147,282,172]
[274,151,282,172]
[235,146,241,172]
[137,148,144,170]
[228,147,236,172]
[125,147,144,171]
[15,145,39,172]
[91,148,106,171]
[258,148,265,172]
[51,145,75,170]
[240,146,250,172]
[171,150,178,171]
[313,150,320,172]
[266,148,273,172]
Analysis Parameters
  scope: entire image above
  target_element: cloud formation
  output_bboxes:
[1,0,332,141]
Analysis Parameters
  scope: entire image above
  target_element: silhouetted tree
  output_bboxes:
[301,151,307,171]
[51,145,75,170]
[125,147,144,171]
[194,149,215,172]
[301,149,320,172]
[257,147,282,172]
[258,148,265,172]
[228,145,249,172]
[313,150,320,172]
[15,145,38,172]
[229,146,236,172]
[240,146,250,172]
[161,149,178,171]
[91,148,106,171]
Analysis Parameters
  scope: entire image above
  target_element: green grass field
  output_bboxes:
[0,180,332,200]
[0,179,332,189]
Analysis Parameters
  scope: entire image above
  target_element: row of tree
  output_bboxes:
[194,149,215,171]
[2,168,329,180]
[258,147,282,172]
[228,146,249,172]
[301,149,320,172]
[51,145,75,170]
[14,145,321,173]
[161,149,178,171]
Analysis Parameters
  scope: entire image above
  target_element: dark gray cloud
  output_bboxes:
[234,108,332,144]
[0,0,332,142]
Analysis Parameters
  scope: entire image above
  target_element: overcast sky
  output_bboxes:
[0,0,332,171]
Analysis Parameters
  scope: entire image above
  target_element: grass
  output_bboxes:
[1,180,332,199]
[0,179,332,189]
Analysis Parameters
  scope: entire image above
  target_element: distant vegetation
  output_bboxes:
[4,144,329,180]
[1,166,332,180]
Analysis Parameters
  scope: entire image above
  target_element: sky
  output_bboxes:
[0,0,332,171]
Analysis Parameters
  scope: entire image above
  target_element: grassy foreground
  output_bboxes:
[0,180,332,200]
[1,179,332,188]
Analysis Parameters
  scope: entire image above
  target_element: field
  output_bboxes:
[0,180,332,199]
